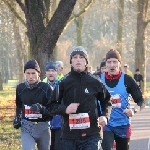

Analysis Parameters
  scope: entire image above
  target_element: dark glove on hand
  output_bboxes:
[30,103,44,114]
[13,116,21,129]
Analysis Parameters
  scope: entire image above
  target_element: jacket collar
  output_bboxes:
[105,71,122,80]
[24,80,39,89]
[70,67,88,76]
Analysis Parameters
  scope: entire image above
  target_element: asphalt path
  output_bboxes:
[129,103,150,150]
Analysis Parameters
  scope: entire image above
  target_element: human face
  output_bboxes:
[46,69,57,82]
[136,71,140,74]
[101,66,107,74]
[25,69,39,84]
[57,64,63,75]
[106,58,121,76]
[123,66,128,72]
[71,54,87,72]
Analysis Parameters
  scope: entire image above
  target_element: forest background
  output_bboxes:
[0,0,150,93]
[0,0,150,149]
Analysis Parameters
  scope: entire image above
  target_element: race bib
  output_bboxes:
[69,113,90,129]
[111,94,121,108]
[24,105,42,119]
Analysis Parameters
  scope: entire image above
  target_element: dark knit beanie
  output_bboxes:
[100,61,106,68]
[24,59,41,73]
[45,62,58,72]
[70,46,88,64]
[106,49,121,62]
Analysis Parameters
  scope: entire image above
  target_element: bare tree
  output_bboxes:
[0,72,3,91]
[135,0,150,93]
[2,0,94,79]
[116,0,124,55]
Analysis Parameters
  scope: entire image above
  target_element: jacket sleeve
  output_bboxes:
[47,82,67,115]
[15,85,22,117]
[97,82,111,119]
[125,75,146,110]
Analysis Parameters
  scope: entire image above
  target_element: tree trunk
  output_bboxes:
[12,6,25,83]
[116,0,124,55]
[0,72,3,91]
[24,0,77,79]
[135,0,148,93]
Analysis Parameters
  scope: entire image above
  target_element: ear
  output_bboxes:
[70,59,72,64]
[119,62,121,68]
[38,72,41,77]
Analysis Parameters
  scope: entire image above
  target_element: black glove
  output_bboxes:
[30,103,45,114]
[13,116,21,129]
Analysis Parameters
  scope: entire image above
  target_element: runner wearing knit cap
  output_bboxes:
[47,46,111,150]
[13,59,52,150]
[101,49,146,150]
[44,62,63,150]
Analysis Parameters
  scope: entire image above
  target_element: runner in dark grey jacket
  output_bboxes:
[47,46,111,150]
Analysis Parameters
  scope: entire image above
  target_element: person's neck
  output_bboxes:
[106,71,121,80]
[48,80,55,85]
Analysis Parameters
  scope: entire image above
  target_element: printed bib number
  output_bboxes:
[111,94,121,108]
[69,113,90,129]
[24,105,42,119]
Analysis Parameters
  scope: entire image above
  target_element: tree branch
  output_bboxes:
[147,19,150,23]
[2,0,26,27]
[15,0,25,12]
[68,0,93,25]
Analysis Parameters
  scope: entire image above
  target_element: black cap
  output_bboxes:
[100,61,106,68]
[45,62,58,72]
[24,59,40,73]
[106,49,121,62]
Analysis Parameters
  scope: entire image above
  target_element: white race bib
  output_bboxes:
[69,113,90,129]
[24,105,42,119]
[111,94,121,108]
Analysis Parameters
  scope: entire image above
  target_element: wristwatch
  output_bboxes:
[132,108,138,114]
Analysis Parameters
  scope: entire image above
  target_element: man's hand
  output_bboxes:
[123,109,134,117]
[30,103,43,113]
[13,116,21,129]
[65,103,80,114]
[98,116,107,127]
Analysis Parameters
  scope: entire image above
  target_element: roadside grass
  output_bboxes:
[0,80,21,150]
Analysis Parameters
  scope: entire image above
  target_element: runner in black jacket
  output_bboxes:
[13,59,52,150]
[47,46,111,150]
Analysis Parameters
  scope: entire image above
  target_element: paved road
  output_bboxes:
[129,103,150,150]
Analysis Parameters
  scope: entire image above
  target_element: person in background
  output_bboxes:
[87,66,93,73]
[99,60,107,110]
[47,46,111,150]
[134,69,143,89]
[93,66,101,76]
[13,59,52,150]
[43,60,64,82]
[123,64,133,78]
[45,62,62,150]
[101,49,146,150]
[100,61,107,75]
[56,61,64,80]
